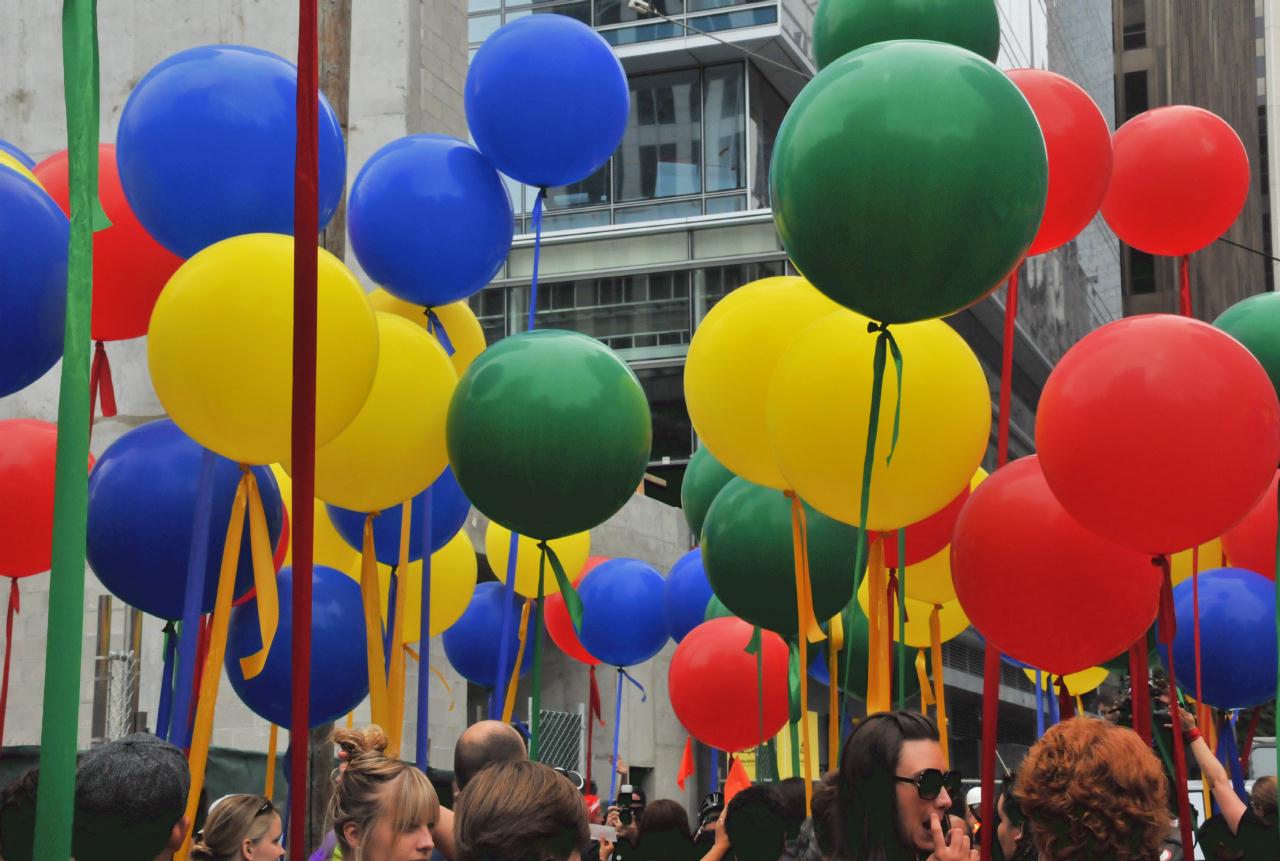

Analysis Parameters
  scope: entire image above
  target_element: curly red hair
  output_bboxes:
[1016,717,1169,861]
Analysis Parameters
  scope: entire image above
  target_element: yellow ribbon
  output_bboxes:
[916,650,934,709]
[237,469,279,680]
[264,723,278,800]
[359,513,389,731]
[827,613,843,768]
[346,711,353,729]
[404,645,458,714]
[386,499,413,758]
[930,605,948,761]
[866,539,890,714]
[787,492,822,814]
[502,599,533,723]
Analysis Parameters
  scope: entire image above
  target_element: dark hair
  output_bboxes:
[0,767,40,861]
[837,711,941,861]
[638,799,693,841]
[775,777,808,840]
[997,774,1035,861]
[724,784,789,861]
[74,732,191,861]
[1252,776,1277,826]
[809,772,845,861]
[455,760,589,861]
[454,720,528,792]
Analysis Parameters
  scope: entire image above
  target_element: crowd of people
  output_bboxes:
[0,709,1275,861]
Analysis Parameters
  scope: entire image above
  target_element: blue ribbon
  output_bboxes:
[1034,669,1045,738]
[1047,680,1060,725]
[490,530,521,720]
[619,667,647,702]
[527,188,546,332]
[384,566,398,674]
[416,486,433,770]
[155,621,177,741]
[610,668,626,802]
[425,309,455,356]
[169,450,217,745]
[710,747,719,789]
[1219,711,1248,805]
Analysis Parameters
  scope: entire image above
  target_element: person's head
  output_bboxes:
[1016,717,1168,861]
[329,726,440,861]
[189,795,283,861]
[724,784,789,861]
[1251,775,1277,826]
[995,774,1033,861]
[838,711,955,861]
[637,799,693,841]
[75,732,192,861]
[809,773,844,861]
[775,778,808,839]
[452,720,527,795]
[0,767,40,861]
[454,760,589,861]
[614,785,646,841]
[965,786,982,830]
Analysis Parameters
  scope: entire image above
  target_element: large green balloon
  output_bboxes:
[814,0,1000,70]
[811,603,920,701]
[770,40,1047,324]
[681,446,736,541]
[1215,293,1280,399]
[446,329,652,539]
[702,477,862,637]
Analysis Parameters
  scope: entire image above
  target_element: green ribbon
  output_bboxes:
[747,625,767,781]
[897,529,907,712]
[874,324,905,467]
[531,555,546,762]
[541,541,583,634]
[34,1,102,858]
[787,639,802,724]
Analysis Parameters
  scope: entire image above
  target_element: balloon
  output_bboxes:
[33,145,184,341]
[1159,568,1277,710]
[116,44,346,258]
[226,565,368,727]
[856,577,970,649]
[1036,315,1280,555]
[1216,292,1280,399]
[1006,69,1114,256]
[86,420,282,620]
[465,15,628,188]
[269,465,359,574]
[704,595,734,622]
[684,276,840,488]
[770,40,1046,323]
[808,601,919,701]
[668,617,788,752]
[327,467,472,565]
[951,456,1163,675]
[368,290,488,377]
[1024,666,1109,696]
[1101,106,1250,257]
[577,558,669,667]
[0,152,41,187]
[1170,539,1227,587]
[767,310,991,530]
[1223,471,1279,580]
[378,530,479,641]
[488,523,591,598]
[546,557,607,665]
[812,0,999,69]
[664,549,714,644]
[681,446,736,542]
[0,168,67,398]
[349,136,512,307]
[447,329,651,539]
[0,421,86,578]
[900,545,957,606]
[442,581,537,687]
[310,313,455,512]
[701,477,861,637]
[0,139,35,169]
[1101,629,1160,674]
[147,233,380,466]
[883,468,987,569]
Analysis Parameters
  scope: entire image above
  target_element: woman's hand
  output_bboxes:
[599,835,615,861]
[926,813,978,861]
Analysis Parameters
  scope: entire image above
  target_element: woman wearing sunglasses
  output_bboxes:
[836,711,976,861]
[190,794,285,861]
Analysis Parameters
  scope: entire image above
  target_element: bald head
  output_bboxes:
[454,721,527,793]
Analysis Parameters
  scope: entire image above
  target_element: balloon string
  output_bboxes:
[1128,634,1152,744]
[541,541,583,631]
[979,642,998,861]
[155,620,177,742]
[416,483,434,770]
[0,578,19,752]
[88,340,117,423]
[1156,556,1196,855]
[1034,669,1045,738]
[1178,254,1192,317]
[425,308,456,356]
[787,492,819,813]
[609,667,625,801]
[884,568,896,709]
[359,513,390,731]
[530,555,547,761]
[527,188,547,332]
[1192,546,1204,721]
[171,451,218,745]
[264,723,278,800]
[236,469,280,681]
[502,598,533,724]
[827,615,842,766]
[1047,678,1060,725]
[896,531,907,712]
[586,665,598,789]
[386,500,413,759]
[1055,680,1075,719]
[747,625,767,781]
[997,266,1020,467]
[930,607,948,762]
[491,530,520,719]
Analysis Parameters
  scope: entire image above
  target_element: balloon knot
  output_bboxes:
[239,463,250,475]
[867,321,884,334]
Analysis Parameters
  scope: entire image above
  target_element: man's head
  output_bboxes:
[74,732,191,861]
[453,720,527,795]
[724,784,788,861]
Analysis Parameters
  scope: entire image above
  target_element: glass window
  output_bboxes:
[1122,70,1148,121]
[1127,248,1156,295]
[615,199,703,223]
[748,64,788,207]
[541,209,612,232]
[468,0,500,11]
[596,0,683,26]
[547,162,611,210]
[506,0,592,25]
[687,0,751,12]
[1122,0,1146,50]
[634,364,694,461]
[601,21,683,45]
[691,6,777,32]
[468,13,501,43]
[703,64,746,192]
[704,194,747,215]
[514,271,693,350]
[615,70,703,201]
[468,287,509,344]
[695,260,786,318]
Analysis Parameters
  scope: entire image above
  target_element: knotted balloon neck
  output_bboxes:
[538,539,583,632]
[527,188,548,332]
[1154,555,1176,644]
[424,308,456,356]
[618,667,647,702]
[865,321,904,466]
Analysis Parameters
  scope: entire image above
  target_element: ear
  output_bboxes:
[344,820,363,850]
[167,816,191,852]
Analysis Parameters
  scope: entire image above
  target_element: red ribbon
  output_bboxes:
[1056,682,1075,719]
[996,267,1020,466]
[1129,636,1153,745]
[0,578,20,752]
[1156,556,1195,856]
[1178,255,1192,318]
[88,340,117,420]
[587,665,603,789]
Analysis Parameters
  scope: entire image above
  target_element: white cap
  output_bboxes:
[966,787,982,808]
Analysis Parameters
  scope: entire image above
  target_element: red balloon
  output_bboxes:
[952,456,1162,675]
[1036,315,1280,555]
[1007,69,1113,256]
[34,144,183,341]
[882,485,968,568]
[1101,106,1250,256]
[545,556,608,665]
[668,616,788,753]
[0,419,95,578]
[1223,470,1279,580]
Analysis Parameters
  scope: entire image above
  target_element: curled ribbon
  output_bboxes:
[425,309,456,355]
[502,599,533,724]
[237,469,279,680]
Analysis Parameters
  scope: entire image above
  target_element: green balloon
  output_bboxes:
[1215,293,1280,399]
[770,40,1047,324]
[446,329,652,539]
[812,602,920,701]
[814,0,1000,70]
[681,446,736,541]
[702,477,862,637]
[704,594,735,622]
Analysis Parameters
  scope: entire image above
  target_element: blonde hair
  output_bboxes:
[329,725,440,854]
[1252,775,1277,825]
[189,794,276,861]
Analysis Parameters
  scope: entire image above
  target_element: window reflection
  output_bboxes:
[703,65,745,192]
[615,70,703,201]
[515,271,693,351]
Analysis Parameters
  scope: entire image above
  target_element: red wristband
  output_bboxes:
[1184,728,1202,744]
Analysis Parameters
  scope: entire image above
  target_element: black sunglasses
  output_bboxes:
[893,769,962,801]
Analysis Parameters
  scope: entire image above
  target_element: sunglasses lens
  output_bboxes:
[917,771,943,799]
[946,773,963,798]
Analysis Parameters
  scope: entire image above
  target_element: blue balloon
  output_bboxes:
[327,467,471,565]
[87,420,284,620]
[664,548,713,643]
[348,135,513,307]
[443,582,537,688]
[0,139,35,169]
[0,169,67,398]
[578,558,669,667]
[116,44,346,258]
[1160,567,1278,710]
[226,565,368,727]
[465,15,629,188]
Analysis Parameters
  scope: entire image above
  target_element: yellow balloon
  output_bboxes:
[684,276,841,489]
[148,233,379,465]
[309,313,456,512]
[269,465,359,574]
[1024,666,1109,696]
[767,309,991,530]
[378,530,478,642]
[857,576,970,648]
[486,522,590,599]
[368,289,487,378]
[1170,538,1226,586]
[902,545,956,605]
[0,153,42,189]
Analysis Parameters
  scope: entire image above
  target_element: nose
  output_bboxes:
[417,824,435,850]
[936,788,953,809]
